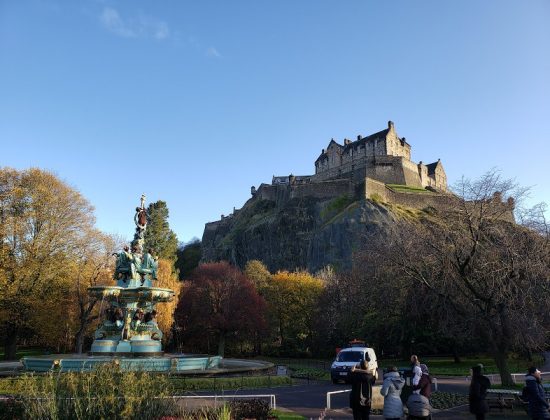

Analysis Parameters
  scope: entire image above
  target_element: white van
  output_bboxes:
[330,346,378,384]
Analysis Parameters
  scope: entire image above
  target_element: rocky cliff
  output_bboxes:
[201,194,400,273]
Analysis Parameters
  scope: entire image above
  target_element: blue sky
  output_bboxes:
[1,0,549,243]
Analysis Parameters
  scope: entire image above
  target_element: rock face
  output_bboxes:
[202,195,397,273]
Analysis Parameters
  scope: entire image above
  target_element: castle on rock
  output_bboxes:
[271,121,447,192]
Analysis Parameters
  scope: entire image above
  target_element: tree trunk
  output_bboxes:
[4,325,18,360]
[526,347,533,362]
[218,332,226,357]
[255,332,263,356]
[493,305,515,386]
[75,328,85,354]
[452,345,462,364]
[493,348,514,386]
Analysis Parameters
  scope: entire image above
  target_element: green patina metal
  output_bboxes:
[22,195,224,372]
[89,195,169,355]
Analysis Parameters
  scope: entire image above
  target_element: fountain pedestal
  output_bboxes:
[88,283,175,357]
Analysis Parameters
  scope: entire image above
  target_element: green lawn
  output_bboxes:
[386,184,434,194]
[0,348,49,360]
[379,355,543,376]
[253,355,542,378]
[251,356,331,380]
[271,410,306,419]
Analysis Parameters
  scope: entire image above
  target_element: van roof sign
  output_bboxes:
[348,339,366,347]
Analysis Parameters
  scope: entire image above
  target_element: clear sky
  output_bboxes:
[1,0,549,243]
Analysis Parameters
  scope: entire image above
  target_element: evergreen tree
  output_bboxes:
[143,201,178,261]
[175,239,202,280]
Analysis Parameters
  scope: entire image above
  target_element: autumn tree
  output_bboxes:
[244,260,271,294]
[70,230,118,353]
[155,258,182,346]
[364,170,550,385]
[0,168,95,359]
[174,261,266,356]
[264,270,324,355]
[144,200,178,261]
[244,260,273,354]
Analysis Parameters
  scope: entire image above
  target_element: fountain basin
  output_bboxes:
[21,354,226,372]
[88,286,175,303]
[88,286,123,299]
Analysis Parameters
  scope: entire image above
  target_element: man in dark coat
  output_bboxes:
[469,364,491,420]
[525,367,550,419]
[349,360,373,420]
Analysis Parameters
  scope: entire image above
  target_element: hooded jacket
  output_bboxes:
[407,393,431,417]
[525,374,550,419]
[380,371,405,418]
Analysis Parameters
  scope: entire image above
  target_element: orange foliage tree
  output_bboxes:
[155,258,182,346]
[0,168,95,359]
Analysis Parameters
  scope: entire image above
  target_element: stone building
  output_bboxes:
[274,121,447,191]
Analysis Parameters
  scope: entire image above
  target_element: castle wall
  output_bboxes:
[313,154,427,189]
[257,179,353,206]
[312,158,367,182]
[400,157,423,187]
[363,156,422,187]
[364,177,450,209]
[290,179,353,200]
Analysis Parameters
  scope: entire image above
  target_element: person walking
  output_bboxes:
[469,364,491,420]
[410,355,422,393]
[380,366,405,420]
[524,367,550,419]
[413,364,432,399]
[349,360,373,420]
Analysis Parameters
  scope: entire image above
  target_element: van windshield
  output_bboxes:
[336,351,363,362]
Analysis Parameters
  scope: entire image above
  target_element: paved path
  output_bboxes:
[185,377,472,419]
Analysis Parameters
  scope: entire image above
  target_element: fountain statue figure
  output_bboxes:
[113,195,158,285]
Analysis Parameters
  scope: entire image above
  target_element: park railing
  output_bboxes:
[480,371,550,384]
[326,388,350,409]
